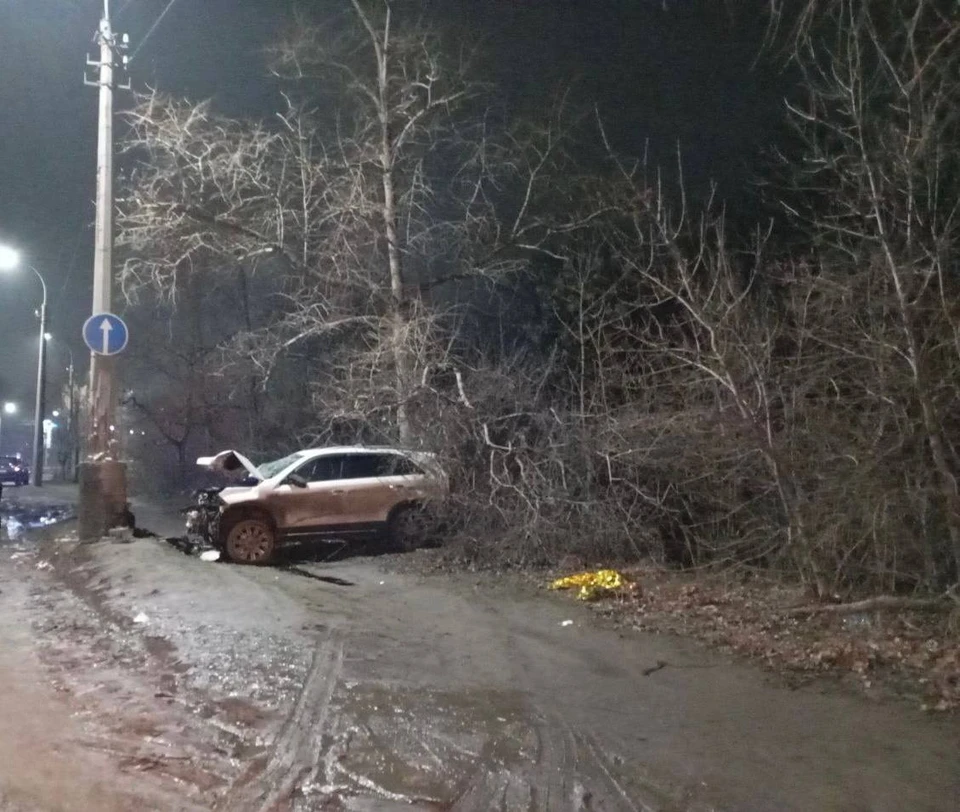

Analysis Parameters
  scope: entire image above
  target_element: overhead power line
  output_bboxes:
[129,0,181,64]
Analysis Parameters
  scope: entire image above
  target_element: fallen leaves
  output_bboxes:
[604,569,960,712]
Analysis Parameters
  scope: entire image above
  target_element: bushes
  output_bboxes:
[410,248,960,596]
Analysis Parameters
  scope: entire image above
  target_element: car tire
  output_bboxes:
[388,504,429,552]
[222,515,276,565]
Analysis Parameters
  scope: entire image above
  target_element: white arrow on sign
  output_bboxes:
[99,318,112,354]
[82,312,129,356]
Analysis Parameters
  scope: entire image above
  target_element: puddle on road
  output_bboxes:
[0,502,75,542]
[328,685,529,803]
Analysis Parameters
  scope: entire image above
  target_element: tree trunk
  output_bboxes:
[237,265,262,443]
[787,594,953,616]
[375,26,413,445]
[381,153,412,443]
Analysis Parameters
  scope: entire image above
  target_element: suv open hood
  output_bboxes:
[196,450,261,481]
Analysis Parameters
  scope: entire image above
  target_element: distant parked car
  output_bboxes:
[187,446,449,564]
[0,456,29,487]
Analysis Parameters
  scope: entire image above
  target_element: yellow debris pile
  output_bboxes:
[549,569,630,601]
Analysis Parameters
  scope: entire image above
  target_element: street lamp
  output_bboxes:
[0,245,49,486]
[0,246,18,272]
[0,402,17,455]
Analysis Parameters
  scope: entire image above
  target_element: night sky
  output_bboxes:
[0,0,781,449]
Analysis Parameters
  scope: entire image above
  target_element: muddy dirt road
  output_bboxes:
[1,500,959,811]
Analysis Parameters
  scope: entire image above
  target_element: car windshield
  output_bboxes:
[257,452,305,479]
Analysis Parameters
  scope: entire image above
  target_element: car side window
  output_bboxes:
[295,456,345,483]
[378,454,423,476]
[340,454,381,480]
[341,453,423,480]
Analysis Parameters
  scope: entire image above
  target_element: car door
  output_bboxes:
[266,455,349,534]
[337,452,429,525]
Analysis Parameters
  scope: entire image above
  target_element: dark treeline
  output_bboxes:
[116,0,960,595]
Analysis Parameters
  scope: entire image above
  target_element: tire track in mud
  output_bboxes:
[567,724,711,812]
[445,713,581,811]
[216,631,343,812]
[449,711,679,812]
[570,728,652,812]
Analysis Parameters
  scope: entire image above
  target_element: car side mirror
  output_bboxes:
[285,473,308,488]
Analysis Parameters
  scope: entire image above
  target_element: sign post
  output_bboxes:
[79,311,130,539]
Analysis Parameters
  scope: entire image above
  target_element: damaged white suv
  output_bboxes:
[192,447,449,564]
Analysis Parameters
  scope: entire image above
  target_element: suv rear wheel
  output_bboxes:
[223,515,276,565]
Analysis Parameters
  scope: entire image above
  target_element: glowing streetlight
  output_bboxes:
[0,246,20,272]
[0,401,17,455]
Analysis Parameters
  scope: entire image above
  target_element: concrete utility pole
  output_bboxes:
[80,0,130,537]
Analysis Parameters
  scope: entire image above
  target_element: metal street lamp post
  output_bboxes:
[35,321,49,487]
[62,345,80,481]
[45,337,80,482]
[0,245,50,486]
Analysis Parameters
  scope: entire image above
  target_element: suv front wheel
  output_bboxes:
[222,514,276,565]
[388,504,431,552]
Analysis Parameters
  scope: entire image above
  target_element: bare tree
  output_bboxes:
[256,0,482,442]
[119,0,599,451]
[775,0,960,582]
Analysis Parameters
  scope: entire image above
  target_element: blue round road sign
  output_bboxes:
[83,312,129,356]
